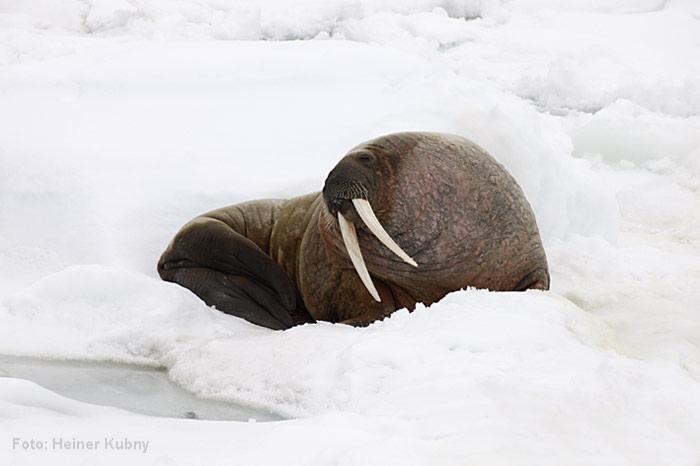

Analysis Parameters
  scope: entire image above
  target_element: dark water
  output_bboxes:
[0,355,282,421]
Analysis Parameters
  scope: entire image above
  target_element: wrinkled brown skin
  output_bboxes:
[158,132,550,330]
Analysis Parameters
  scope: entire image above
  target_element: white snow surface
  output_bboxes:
[1,0,700,464]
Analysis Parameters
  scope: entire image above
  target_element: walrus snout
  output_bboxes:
[322,171,369,218]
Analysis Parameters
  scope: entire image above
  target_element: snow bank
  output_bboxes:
[567,100,700,171]
[0,265,620,416]
[0,0,493,43]
[0,266,241,363]
[2,265,700,464]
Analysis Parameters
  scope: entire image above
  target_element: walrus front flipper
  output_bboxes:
[158,217,297,330]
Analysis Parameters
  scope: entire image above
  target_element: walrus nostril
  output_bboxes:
[328,198,353,217]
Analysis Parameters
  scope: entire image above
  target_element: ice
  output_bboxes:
[0,355,280,421]
[2,0,700,464]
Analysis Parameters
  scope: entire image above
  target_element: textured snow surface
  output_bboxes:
[1,0,700,465]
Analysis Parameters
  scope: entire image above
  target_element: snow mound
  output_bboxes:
[2,265,699,463]
[0,265,671,408]
[567,100,700,171]
[0,266,242,363]
[0,0,495,41]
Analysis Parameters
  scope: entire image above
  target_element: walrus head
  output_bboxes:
[321,135,426,302]
[319,131,549,311]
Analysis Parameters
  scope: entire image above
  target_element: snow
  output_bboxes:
[1,0,700,465]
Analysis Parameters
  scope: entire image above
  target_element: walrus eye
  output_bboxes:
[357,153,374,164]
[338,211,381,302]
[351,199,418,267]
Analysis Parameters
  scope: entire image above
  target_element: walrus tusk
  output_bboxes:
[352,198,418,267]
[338,211,381,302]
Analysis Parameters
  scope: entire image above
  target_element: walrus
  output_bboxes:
[158,132,549,330]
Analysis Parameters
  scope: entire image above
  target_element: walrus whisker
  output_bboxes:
[351,198,418,267]
[338,211,381,302]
